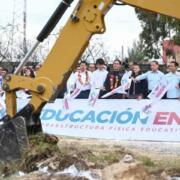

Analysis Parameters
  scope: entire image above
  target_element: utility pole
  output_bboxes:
[23,0,27,56]
[121,45,124,61]
[11,0,27,61]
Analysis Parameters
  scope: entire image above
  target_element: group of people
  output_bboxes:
[0,59,179,100]
[20,64,42,78]
[66,59,180,100]
[0,64,41,97]
[0,67,9,92]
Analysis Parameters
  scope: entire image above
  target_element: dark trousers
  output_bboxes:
[76,90,90,99]
[166,97,178,99]
[99,90,106,98]
[106,93,123,99]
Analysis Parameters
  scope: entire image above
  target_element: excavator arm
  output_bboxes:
[3,0,113,118]
[0,0,180,161]
[120,0,180,19]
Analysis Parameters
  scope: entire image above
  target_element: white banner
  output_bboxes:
[0,99,179,142]
[40,99,180,142]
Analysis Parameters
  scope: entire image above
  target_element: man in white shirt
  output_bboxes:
[67,61,92,99]
[88,63,96,73]
[91,58,108,97]
[135,61,164,93]
[165,61,180,99]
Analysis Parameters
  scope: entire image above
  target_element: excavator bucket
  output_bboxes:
[0,104,41,162]
[0,116,28,161]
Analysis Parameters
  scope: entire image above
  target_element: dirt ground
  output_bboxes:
[1,135,180,180]
[58,137,180,161]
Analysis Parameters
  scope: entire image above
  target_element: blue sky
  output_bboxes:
[0,0,142,57]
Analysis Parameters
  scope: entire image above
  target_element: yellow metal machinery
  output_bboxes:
[0,0,180,161]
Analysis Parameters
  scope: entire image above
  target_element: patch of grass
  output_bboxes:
[86,150,123,165]
[139,156,155,167]
[156,158,180,173]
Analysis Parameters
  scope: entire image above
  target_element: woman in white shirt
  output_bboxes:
[91,58,108,97]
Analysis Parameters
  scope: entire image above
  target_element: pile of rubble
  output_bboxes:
[1,135,180,180]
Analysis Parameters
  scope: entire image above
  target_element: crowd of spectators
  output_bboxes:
[0,59,179,100]
[66,59,180,100]
[0,64,41,97]
[0,67,9,92]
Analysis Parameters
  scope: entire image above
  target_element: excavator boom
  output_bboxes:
[120,0,180,19]
[0,0,180,161]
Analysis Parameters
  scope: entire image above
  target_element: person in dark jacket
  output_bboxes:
[104,59,124,99]
[128,63,148,99]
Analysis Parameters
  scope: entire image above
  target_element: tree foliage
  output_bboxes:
[128,40,146,62]
[135,8,180,59]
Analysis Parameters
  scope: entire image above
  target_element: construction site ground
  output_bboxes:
[1,134,180,180]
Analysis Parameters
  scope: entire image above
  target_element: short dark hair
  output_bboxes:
[114,59,121,65]
[80,61,87,66]
[151,61,159,65]
[170,61,179,67]
[133,63,140,67]
[89,63,95,66]
[96,58,105,65]
[133,62,139,66]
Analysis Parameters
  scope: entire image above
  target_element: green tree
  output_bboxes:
[128,40,146,62]
[135,9,180,59]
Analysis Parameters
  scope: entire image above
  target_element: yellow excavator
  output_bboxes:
[0,0,180,161]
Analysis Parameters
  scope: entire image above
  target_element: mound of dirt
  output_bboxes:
[1,135,180,180]
[102,161,158,180]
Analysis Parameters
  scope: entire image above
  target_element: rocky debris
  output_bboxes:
[1,165,12,178]
[44,134,58,145]
[48,161,60,171]
[20,146,55,172]
[102,160,149,180]
[101,158,176,180]
[54,165,101,180]
[12,171,90,180]
[161,171,171,180]
[36,155,59,170]
[121,154,135,164]
[36,154,89,172]
[0,136,97,179]
[11,165,101,180]
[167,169,180,178]
[2,136,180,180]
[20,149,91,174]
